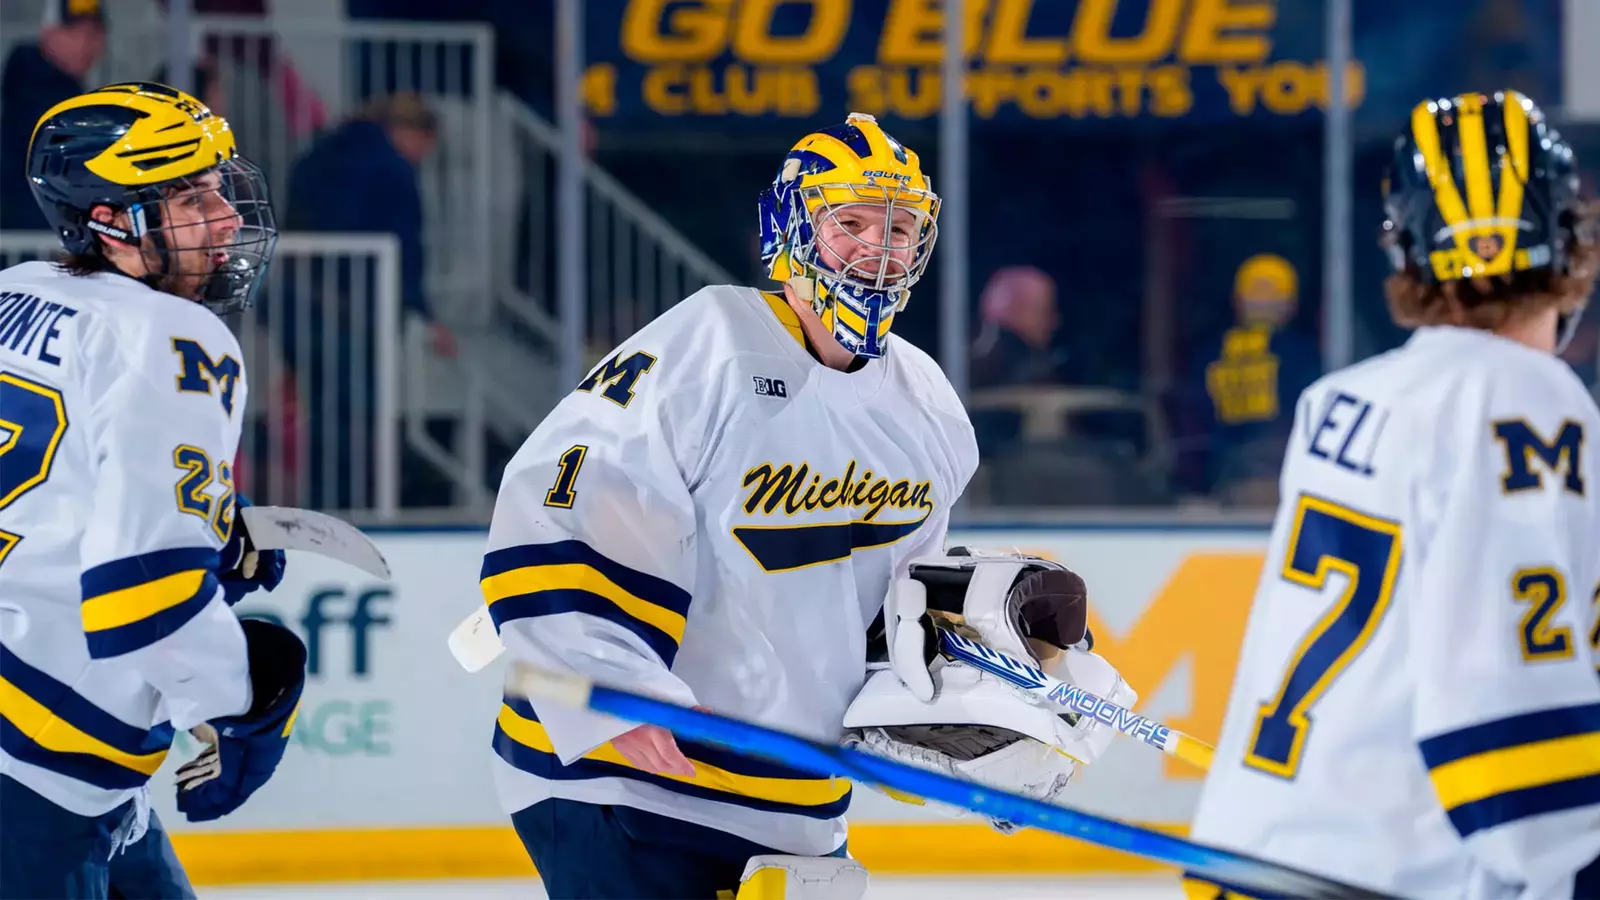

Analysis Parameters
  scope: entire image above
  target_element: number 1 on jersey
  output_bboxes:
[544,445,588,508]
[1245,494,1403,779]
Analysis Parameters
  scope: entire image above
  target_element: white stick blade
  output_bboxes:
[240,506,391,579]
[448,606,505,673]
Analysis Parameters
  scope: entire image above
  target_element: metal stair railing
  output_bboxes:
[492,91,737,363]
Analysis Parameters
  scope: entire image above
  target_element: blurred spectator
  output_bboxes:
[285,91,455,356]
[0,0,105,230]
[969,266,1069,389]
[1176,253,1322,505]
[276,92,458,510]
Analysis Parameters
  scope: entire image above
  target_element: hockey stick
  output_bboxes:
[933,624,1216,772]
[502,662,1394,899]
[451,605,1216,771]
[239,506,392,579]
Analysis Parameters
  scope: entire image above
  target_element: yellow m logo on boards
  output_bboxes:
[1028,549,1265,780]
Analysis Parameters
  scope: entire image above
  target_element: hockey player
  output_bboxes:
[479,112,1133,899]
[1187,90,1600,899]
[0,82,304,897]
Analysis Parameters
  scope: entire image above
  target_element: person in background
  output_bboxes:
[285,91,455,356]
[969,265,1067,389]
[1177,253,1323,505]
[0,0,105,230]
[278,92,454,509]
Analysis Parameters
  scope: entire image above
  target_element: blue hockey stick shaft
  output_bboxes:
[507,664,1393,899]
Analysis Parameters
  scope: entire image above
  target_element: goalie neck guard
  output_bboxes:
[757,112,939,359]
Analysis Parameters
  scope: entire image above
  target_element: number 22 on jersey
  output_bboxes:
[1244,494,1404,779]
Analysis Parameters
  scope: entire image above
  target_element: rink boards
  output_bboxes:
[152,525,1271,884]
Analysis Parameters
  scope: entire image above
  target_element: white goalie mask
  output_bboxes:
[842,549,1136,832]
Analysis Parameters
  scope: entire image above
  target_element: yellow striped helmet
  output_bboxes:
[27,81,277,313]
[1383,90,1581,283]
[758,113,939,358]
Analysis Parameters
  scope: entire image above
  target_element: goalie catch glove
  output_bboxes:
[848,550,1136,833]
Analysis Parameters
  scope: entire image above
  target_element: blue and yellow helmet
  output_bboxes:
[1383,90,1588,348]
[1383,90,1579,284]
[27,81,277,314]
[758,113,939,358]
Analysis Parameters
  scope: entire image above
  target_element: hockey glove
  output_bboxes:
[175,619,306,822]
[218,494,285,606]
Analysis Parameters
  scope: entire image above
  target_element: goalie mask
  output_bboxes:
[757,112,939,359]
[845,550,1136,832]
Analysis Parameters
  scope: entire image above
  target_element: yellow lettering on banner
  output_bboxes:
[1217,60,1365,116]
[987,0,1065,66]
[581,64,618,116]
[877,0,1280,68]
[622,0,733,63]
[1148,65,1194,116]
[733,0,852,64]
[879,0,985,65]
[1072,0,1185,65]
[643,65,821,117]
[1180,0,1275,64]
[1260,60,1313,114]
[643,67,686,113]
[1084,553,1264,780]
[614,0,1358,122]
[846,66,944,118]
[847,64,1194,121]
[963,68,1007,118]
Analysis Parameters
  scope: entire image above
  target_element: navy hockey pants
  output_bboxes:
[109,811,195,900]
[0,774,195,899]
[512,798,846,900]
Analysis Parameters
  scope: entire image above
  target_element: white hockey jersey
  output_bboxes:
[0,261,252,818]
[1188,326,1600,900]
[480,285,977,856]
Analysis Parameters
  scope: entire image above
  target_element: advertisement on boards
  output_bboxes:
[152,527,1270,839]
[153,533,507,831]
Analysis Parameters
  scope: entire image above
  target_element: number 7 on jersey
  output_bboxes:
[1244,494,1404,779]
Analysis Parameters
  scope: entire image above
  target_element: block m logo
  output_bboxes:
[1493,419,1585,496]
[172,338,241,415]
[1083,554,1263,780]
[577,350,657,408]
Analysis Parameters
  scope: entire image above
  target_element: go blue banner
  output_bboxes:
[577,0,1562,130]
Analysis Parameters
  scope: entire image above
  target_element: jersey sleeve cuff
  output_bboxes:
[80,547,222,658]
[481,540,692,667]
[1419,701,1600,838]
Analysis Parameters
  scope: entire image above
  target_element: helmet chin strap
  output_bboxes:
[1556,305,1586,354]
[786,269,843,335]
[785,270,819,304]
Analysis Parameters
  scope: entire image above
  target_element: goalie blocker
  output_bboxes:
[845,549,1137,833]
